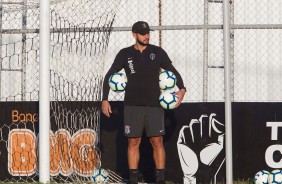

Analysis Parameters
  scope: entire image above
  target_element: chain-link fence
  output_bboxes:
[0,0,282,183]
[104,0,282,102]
[1,0,282,102]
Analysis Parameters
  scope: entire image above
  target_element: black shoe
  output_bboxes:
[157,180,165,184]
[128,177,138,184]
[129,181,138,184]
[129,169,139,184]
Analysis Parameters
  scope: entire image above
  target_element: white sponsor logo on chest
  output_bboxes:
[128,57,135,74]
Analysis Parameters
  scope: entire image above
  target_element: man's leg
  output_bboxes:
[150,136,165,183]
[128,137,141,183]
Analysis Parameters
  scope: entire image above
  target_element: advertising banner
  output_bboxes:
[101,102,282,183]
[0,102,282,183]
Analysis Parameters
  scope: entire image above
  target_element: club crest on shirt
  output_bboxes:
[125,125,130,134]
[150,53,155,60]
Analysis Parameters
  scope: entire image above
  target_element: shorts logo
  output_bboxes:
[125,125,130,134]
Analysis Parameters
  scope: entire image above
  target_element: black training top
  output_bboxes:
[102,44,185,107]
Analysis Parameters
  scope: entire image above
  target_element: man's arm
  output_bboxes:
[165,64,186,107]
[158,48,186,92]
[101,50,125,117]
[102,67,119,101]
[101,67,121,117]
[165,64,186,92]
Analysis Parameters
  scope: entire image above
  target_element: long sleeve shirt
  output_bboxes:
[102,44,185,107]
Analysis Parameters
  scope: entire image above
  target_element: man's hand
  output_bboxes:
[101,100,112,117]
[175,88,186,107]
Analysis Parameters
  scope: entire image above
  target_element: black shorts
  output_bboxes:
[124,106,165,137]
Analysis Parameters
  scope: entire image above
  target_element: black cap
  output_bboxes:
[132,21,151,35]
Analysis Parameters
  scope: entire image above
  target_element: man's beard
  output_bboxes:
[137,38,148,46]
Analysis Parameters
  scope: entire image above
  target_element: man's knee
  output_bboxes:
[128,137,141,148]
[150,136,164,148]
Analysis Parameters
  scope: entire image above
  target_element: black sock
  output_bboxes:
[129,169,139,182]
[155,169,165,182]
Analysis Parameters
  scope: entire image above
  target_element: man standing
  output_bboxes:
[102,21,186,184]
